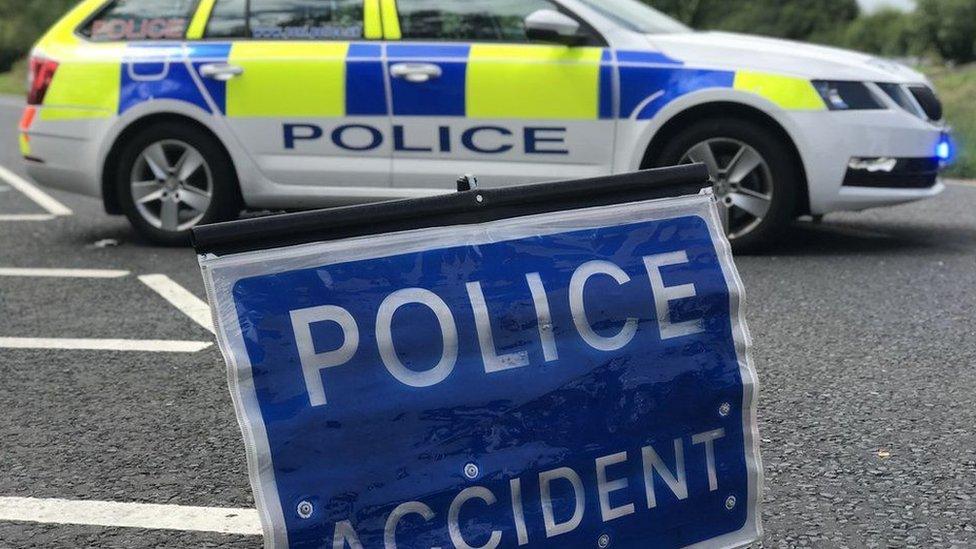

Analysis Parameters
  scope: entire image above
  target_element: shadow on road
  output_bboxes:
[754,219,976,257]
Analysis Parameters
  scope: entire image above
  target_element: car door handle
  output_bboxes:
[199,63,244,82]
[389,63,442,83]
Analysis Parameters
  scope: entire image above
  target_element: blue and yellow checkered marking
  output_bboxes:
[38,0,824,123]
[53,44,823,123]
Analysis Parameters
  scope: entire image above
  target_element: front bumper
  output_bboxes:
[790,109,948,214]
[843,157,941,189]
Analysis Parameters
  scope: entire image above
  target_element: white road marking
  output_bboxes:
[139,274,216,334]
[0,497,261,536]
[0,338,211,353]
[0,213,57,222]
[0,268,130,279]
[0,164,72,216]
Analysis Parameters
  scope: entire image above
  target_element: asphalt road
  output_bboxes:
[1,96,974,548]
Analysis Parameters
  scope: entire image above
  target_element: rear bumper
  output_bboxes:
[20,108,106,199]
[24,156,100,198]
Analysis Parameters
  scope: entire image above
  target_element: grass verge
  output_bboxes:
[926,64,975,179]
[0,59,26,96]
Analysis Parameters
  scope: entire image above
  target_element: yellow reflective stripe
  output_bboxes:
[364,0,382,39]
[42,43,123,116]
[466,45,602,120]
[380,0,401,40]
[733,71,826,111]
[226,42,349,117]
[19,134,31,156]
[187,0,217,40]
[36,0,106,51]
[39,108,114,121]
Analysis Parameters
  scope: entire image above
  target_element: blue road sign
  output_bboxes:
[200,193,761,548]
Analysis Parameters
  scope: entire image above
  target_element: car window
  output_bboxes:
[204,0,365,39]
[250,0,364,40]
[206,0,248,39]
[396,0,579,42]
[81,0,197,41]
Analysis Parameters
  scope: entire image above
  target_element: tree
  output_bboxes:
[842,8,919,57]
[916,0,976,64]
[0,0,77,71]
[645,0,860,41]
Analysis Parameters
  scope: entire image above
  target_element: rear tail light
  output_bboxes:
[27,56,59,106]
[19,106,37,131]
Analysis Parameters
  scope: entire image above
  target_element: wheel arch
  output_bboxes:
[101,112,240,215]
[639,101,812,216]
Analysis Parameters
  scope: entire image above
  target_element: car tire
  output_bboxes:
[652,117,799,252]
[116,122,241,246]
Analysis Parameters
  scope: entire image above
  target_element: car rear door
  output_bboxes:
[197,0,391,191]
[383,0,617,190]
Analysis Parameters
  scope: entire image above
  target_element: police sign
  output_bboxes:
[194,166,761,548]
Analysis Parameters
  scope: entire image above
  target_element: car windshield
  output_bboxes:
[573,0,691,34]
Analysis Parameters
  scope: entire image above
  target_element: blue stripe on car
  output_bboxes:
[347,43,388,116]
[387,44,470,117]
[188,43,232,115]
[616,50,684,66]
[620,66,734,119]
[120,44,224,115]
[599,49,615,119]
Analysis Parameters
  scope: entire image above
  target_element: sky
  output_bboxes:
[857,0,915,12]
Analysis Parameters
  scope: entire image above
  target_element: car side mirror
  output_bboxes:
[524,9,586,46]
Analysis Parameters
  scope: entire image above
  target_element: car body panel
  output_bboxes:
[648,31,929,84]
[21,0,947,217]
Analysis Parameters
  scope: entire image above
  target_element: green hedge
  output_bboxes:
[928,64,976,179]
[0,58,25,96]
[0,0,77,72]
[646,0,976,65]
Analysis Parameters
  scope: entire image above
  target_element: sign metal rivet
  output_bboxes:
[463,463,480,479]
[598,533,611,548]
[475,194,484,203]
[719,402,731,417]
[725,495,737,510]
[297,500,314,519]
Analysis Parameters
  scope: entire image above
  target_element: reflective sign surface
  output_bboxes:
[201,194,761,548]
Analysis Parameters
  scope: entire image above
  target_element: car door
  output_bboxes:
[198,0,391,191]
[384,0,616,190]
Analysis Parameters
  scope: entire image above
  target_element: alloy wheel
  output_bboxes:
[680,138,774,240]
[129,140,213,232]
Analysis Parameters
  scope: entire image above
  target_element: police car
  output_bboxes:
[20,0,951,248]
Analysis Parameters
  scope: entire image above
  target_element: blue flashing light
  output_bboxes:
[936,134,953,162]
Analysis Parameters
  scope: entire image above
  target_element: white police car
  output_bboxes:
[20,0,951,248]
